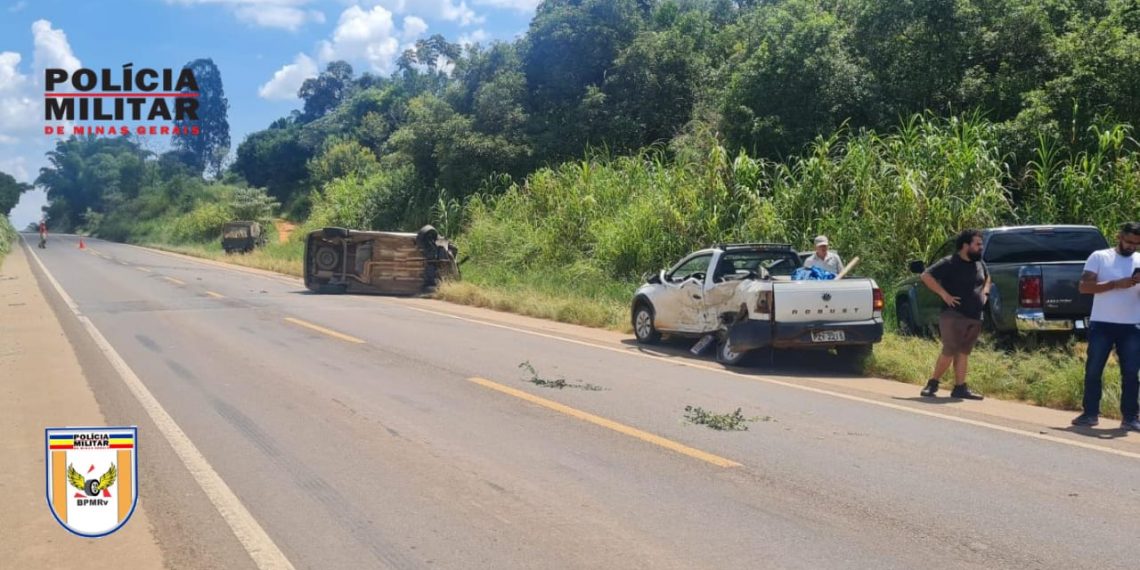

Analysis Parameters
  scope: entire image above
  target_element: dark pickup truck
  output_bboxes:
[896,225,1109,337]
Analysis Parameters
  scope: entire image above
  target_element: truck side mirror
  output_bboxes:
[908,260,925,274]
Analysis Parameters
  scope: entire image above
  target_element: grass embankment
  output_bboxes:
[0,216,16,267]
[144,239,305,277]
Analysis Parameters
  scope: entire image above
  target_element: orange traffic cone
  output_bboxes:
[78,238,86,249]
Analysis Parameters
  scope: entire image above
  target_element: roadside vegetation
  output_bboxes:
[0,216,16,266]
[12,0,1140,418]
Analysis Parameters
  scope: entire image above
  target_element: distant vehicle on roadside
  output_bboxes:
[896,225,1109,338]
[303,225,460,295]
[630,243,883,368]
[221,221,266,254]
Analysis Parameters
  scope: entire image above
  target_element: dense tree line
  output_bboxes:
[31,0,1140,239]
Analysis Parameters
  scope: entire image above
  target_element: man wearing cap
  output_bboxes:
[803,235,843,274]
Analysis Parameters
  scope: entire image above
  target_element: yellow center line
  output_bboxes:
[162,276,186,285]
[205,291,225,299]
[396,305,1140,462]
[468,376,741,468]
[136,267,152,273]
[283,317,366,344]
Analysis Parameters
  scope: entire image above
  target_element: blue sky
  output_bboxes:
[1,0,536,227]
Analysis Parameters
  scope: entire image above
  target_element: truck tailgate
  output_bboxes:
[772,279,874,323]
[1041,263,1093,318]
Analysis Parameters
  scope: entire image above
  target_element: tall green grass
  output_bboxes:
[462,114,1014,288]
[0,215,16,266]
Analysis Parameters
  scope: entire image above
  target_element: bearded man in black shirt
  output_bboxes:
[919,229,990,400]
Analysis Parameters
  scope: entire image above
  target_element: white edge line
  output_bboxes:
[391,301,1140,462]
[20,236,296,570]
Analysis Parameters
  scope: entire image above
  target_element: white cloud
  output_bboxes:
[457,28,488,48]
[470,0,537,12]
[402,16,427,41]
[258,4,433,100]
[258,53,318,100]
[234,5,324,31]
[0,21,82,229]
[315,5,424,73]
[362,0,482,26]
[0,52,30,93]
[0,51,47,140]
[166,0,325,30]
[31,20,81,73]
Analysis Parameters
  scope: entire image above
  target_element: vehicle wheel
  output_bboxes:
[314,246,341,272]
[896,300,917,336]
[632,302,660,344]
[416,225,440,248]
[835,345,872,372]
[715,335,751,366]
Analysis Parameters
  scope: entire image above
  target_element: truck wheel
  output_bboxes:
[836,345,872,372]
[896,300,917,336]
[632,302,660,344]
[715,336,750,366]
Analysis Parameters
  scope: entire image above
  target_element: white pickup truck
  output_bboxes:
[630,243,884,366]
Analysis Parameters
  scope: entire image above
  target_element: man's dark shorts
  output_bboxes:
[939,311,983,356]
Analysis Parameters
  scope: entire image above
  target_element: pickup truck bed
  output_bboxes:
[896,225,1108,336]
[631,244,884,367]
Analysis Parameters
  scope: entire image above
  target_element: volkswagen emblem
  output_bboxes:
[822,292,832,302]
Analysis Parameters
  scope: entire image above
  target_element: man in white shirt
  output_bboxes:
[803,235,843,274]
[1071,222,1140,430]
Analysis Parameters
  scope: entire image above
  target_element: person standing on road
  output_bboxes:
[803,235,843,274]
[1071,222,1140,430]
[38,220,47,249]
[919,229,989,400]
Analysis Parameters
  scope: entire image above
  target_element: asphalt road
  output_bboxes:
[20,234,1140,570]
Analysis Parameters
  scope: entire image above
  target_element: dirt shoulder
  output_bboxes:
[0,243,166,567]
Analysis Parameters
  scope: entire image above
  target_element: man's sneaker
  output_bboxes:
[1122,417,1140,432]
[920,379,940,397]
[950,384,984,400]
[1071,413,1099,427]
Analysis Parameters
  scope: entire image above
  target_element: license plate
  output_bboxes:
[811,330,845,343]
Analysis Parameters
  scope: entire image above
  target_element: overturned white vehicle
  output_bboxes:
[630,243,884,366]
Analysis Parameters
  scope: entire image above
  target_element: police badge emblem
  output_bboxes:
[46,426,138,537]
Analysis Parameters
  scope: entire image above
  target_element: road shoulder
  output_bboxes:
[0,242,166,566]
